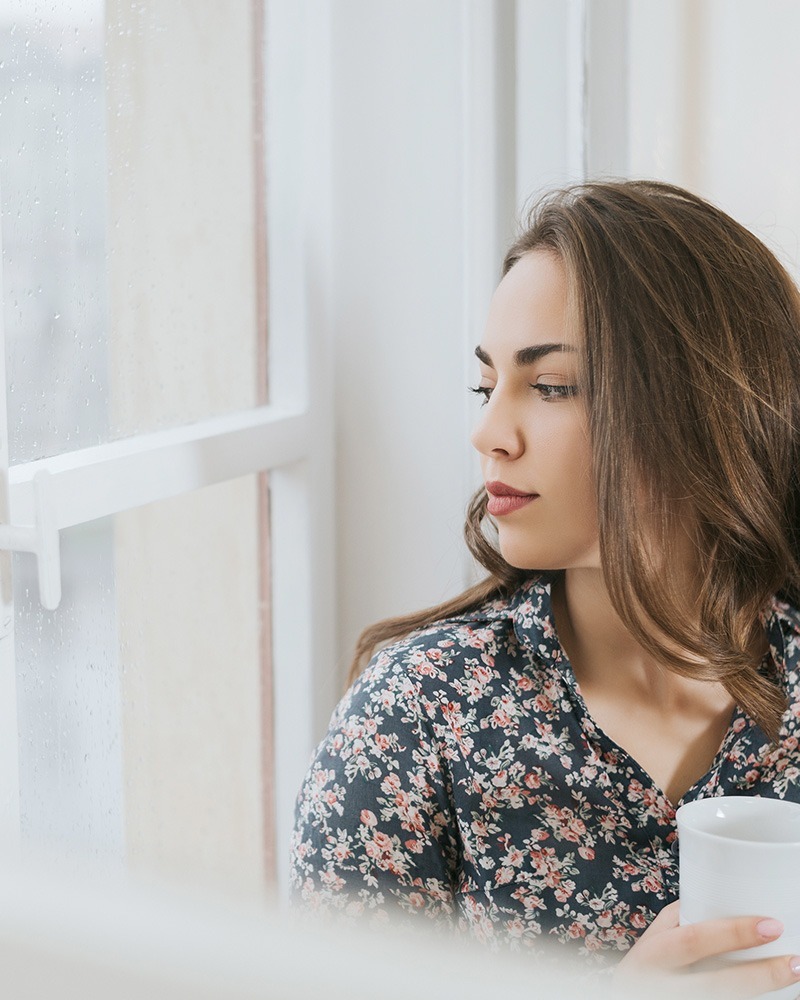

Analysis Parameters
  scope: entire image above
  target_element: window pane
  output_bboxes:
[0,2,264,465]
[0,3,109,464]
[14,473,269,891]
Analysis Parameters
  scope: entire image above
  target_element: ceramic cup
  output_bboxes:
[677,795,800,1000]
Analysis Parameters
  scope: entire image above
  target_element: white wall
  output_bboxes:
[628,0,800,276]
[330,2,482,680]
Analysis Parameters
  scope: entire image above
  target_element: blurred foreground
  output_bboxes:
[0,854,625,999]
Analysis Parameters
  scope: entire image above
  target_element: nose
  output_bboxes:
[470,390,524,461]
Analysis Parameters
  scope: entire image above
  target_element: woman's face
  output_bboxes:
[470,250,600,571]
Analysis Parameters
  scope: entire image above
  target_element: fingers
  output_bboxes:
[616,904,800,1000]
[648,915,787,970]
[679,953,800,1000]
[617,912,793,980]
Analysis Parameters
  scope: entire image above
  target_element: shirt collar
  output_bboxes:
[762,597,800,698]
[508,573,580,693]
[508,573,799,703]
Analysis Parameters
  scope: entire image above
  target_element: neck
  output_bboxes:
[550,567,727,707]
[549,568,752,806]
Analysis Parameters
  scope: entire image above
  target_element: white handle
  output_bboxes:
[0,470,61,611]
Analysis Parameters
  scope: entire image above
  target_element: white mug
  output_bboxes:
[677,795,800,1000]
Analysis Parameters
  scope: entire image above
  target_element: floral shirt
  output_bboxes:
[289,574,800,964]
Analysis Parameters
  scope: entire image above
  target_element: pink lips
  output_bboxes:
[485,480,539,516]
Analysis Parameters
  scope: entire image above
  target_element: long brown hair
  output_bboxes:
[348,179,800,741]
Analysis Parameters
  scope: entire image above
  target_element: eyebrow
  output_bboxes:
[474,343,577,368]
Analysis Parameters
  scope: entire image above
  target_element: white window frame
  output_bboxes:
[0,1,336,894]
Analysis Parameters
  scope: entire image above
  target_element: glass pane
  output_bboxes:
[15,518,122,861]
[0,2,264,465]
[0,2,109,464]
[14,474,269,890]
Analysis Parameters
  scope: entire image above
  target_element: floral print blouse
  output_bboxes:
[289,574,800,965]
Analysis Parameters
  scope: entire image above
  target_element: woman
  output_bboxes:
[290,180,800,996]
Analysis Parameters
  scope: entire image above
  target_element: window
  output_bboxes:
[0,0,334,895]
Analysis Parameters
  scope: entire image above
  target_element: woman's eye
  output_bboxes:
[468,385,493,405]
[469,383,578,404]
[531,382,577,401]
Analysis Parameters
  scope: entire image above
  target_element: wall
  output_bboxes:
[330,1,479,682]
[628,0,800,276]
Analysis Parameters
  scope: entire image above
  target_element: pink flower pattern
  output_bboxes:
[290,575,800,967]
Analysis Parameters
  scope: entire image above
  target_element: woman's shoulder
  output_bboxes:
[368,580,539,676]
[336,576,548,723]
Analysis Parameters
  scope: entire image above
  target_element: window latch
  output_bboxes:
[0,471,61,612]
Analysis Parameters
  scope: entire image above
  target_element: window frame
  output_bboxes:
[0,0,337,892]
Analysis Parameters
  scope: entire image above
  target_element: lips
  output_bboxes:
[485,480,538,516]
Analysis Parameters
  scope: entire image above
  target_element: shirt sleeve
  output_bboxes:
[289,649,460,928]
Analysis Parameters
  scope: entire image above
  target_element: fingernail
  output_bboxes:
[757,918,784,939]
[790,956,800,977]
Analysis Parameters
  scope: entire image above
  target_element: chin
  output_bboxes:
[496,534,599,573]
[496,541,554,572]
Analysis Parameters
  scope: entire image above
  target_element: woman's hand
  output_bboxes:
[614,901,800,999]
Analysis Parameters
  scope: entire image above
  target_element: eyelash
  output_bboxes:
[468,383,578,405]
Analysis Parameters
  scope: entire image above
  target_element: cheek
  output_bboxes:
[542,432,598,545]
[539,423,593,494]
[571,441,596,506]
[562,438,597,524]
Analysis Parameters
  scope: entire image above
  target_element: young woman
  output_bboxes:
[290,180,800,996]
